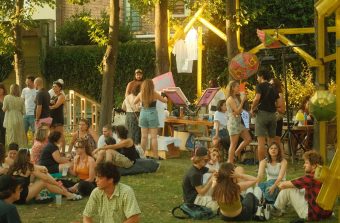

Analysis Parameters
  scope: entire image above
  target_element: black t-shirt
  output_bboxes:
[35,88,50,118]
[256,82,279,113]
[39,142,59,173]
[117,145,140,163]
[0,200,22,223]
[182,166,209,203]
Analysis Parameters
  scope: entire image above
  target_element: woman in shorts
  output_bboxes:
[134,79,167,159]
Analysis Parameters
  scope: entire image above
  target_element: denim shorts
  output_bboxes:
[23,115,35,133]
[139,107,159,128]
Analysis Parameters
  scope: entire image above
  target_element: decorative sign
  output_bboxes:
[196,88,220,107]
[152,72,176,91]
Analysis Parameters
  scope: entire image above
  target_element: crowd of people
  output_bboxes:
[0,69,334,223]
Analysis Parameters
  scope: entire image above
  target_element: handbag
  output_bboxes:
[253,204,271,221]
[172,203,216,220]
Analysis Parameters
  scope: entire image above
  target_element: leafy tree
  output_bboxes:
[56,11,133,46]
[56,11,92,45]
[68,0,120,130]
[0,0,55,89]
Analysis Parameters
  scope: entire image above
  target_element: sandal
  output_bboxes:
[67,193,82,201]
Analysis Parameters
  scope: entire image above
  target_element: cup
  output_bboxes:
[62,166,68,177]
[240,92,246,101]
[55,194,62,206]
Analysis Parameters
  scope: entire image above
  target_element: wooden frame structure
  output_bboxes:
[169,0,339,162]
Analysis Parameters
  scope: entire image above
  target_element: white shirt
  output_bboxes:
[172,40,193,73]
[214,111,228,129]
[97,133,119,148]
[156,100,167,128]
[21,87,37,115]
[185,28,198,61]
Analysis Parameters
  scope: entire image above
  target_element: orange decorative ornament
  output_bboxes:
[228,52,260,80]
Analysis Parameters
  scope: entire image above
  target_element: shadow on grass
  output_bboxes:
[17,152,338,223]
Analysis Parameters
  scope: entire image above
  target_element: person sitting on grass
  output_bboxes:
[93,125,140,168]
[271,150,333,222]
[83,161,141,223]
[212,162,258,221]
[39,131,72,174]
[9,149,82,204]
[68,139,96,196]
[0,144,7,175]
[4,143,19,168]
[182,147,219,212]
[31,124,49,164]
[255,142,287,204]
[0,175,23,222]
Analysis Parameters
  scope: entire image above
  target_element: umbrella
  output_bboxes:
[228,52,260,80]
[257,29,282,48]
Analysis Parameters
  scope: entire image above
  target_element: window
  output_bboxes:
[123,0,141,31]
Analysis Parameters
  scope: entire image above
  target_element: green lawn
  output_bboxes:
[17,152,338,223]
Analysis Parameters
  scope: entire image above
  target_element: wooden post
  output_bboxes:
[197,26,203,97]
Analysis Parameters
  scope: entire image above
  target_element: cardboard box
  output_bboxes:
[145,143,180,159]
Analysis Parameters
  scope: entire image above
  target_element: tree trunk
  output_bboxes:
[154,0,169,76]
[226,0,239,78]
[99,0,119,131]
[14,0,25,90]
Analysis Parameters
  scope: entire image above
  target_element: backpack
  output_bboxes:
[172,203,216,220]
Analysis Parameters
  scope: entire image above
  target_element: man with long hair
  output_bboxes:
[272,150,332,221]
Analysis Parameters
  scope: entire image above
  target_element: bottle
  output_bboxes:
[304,113,308,125]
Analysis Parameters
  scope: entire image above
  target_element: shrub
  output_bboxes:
[0,54,13,81]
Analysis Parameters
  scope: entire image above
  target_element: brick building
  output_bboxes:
[56,0,188,37]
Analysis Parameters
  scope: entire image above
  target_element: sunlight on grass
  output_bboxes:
[17,152,338,223]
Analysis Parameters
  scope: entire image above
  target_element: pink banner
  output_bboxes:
[152,72,176,91]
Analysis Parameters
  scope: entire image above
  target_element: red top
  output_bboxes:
[291,174,332,221]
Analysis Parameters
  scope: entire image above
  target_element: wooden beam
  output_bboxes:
[277,34,322,66]
[197,17,227,42]
[264,27,336,35]
[248,43,265,54]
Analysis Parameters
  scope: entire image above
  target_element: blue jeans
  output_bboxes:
[139,107,159,128]
[23,115,35,133]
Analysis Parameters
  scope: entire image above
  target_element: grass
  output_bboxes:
[17,152,338,223]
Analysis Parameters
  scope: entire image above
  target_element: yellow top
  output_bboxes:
[218,198,242,213]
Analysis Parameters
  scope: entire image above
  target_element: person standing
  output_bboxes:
[49,80,66,152]
[21,76,37,142]
[3,84,26,147]
[0,83,7,145]
[134,79,167,159]
[122,85,141,145]
[225,81,252,163]
[83,162,141,223]
[34,77,51,128]
[250,70,283,161]
[125,69,144,97]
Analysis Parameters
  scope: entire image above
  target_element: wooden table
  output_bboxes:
[163,117,214,136]
[281,125,314,158]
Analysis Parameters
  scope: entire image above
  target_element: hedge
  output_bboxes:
[44,40,227,107]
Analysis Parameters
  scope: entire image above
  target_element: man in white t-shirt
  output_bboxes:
[97,124,119,148]
[21,76,37,136]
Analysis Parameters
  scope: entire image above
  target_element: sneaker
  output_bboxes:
[270,206,283,217]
